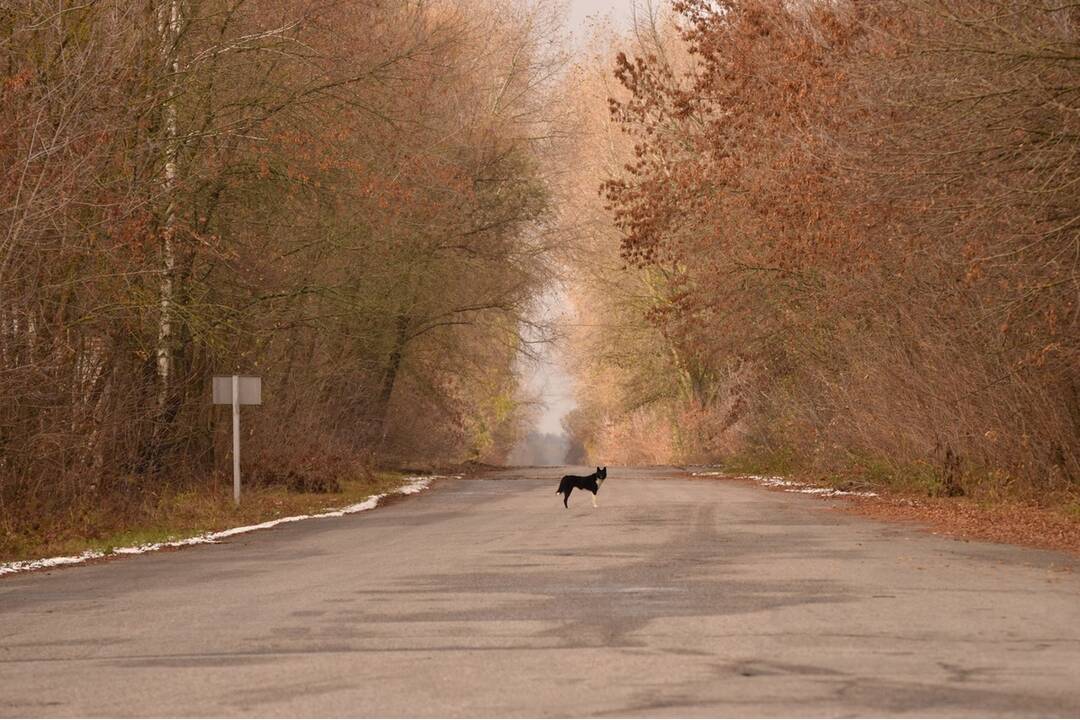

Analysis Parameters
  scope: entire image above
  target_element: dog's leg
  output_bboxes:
[563,490,570,508]
[592,494,598,508]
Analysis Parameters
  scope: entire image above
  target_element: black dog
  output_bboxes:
[556,466,607,508]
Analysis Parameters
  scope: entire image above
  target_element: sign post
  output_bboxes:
[213,375,262,505]
[231,375,240,505]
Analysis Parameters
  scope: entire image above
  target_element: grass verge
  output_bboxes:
[1,472,409,565]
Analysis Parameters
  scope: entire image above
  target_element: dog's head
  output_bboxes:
[596,466,607,483]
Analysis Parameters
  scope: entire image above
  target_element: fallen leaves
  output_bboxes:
[843,493,1080,557]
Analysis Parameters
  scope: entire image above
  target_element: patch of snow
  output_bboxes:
[1,550,107,574]
[0,475,449,577]
[743,474,877,498]
[752,475,800,487]
[395,477,432,495]
[690,470,877,497]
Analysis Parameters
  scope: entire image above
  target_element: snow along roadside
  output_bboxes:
[0,475,453,577]
[691,470,878,498]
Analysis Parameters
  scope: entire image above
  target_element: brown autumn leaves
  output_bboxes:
[0,0,1077,551]
[560,0,1078,499]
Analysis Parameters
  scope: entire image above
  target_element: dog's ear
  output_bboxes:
[596,466,601,473]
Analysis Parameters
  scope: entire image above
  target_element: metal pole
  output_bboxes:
[232,374,240,505]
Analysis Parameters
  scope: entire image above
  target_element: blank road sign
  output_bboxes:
[212,376,262,405]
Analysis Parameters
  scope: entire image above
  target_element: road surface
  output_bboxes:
[3,466,1079,717]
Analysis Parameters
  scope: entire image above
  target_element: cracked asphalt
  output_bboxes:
[2,466,1079,717]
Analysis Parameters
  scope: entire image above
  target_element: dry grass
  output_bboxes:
[0,472,408,564]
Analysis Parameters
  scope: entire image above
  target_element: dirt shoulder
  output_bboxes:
[691,468,1080,557]
[707,471,1080,556]
[841,492,1080,556]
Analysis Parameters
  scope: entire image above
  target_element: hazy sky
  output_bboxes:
[564,0,635,43]
[517,0,636,440]
[523,345,577,435]
[518,287,578,437]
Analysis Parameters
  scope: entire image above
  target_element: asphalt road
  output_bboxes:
[3,466,1080,717]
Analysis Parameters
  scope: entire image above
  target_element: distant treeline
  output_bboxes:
[506,432,572,466]
[559,0,1078,498]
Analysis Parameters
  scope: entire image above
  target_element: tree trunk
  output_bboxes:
[373,312,410,444]
[156,0,181,412]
